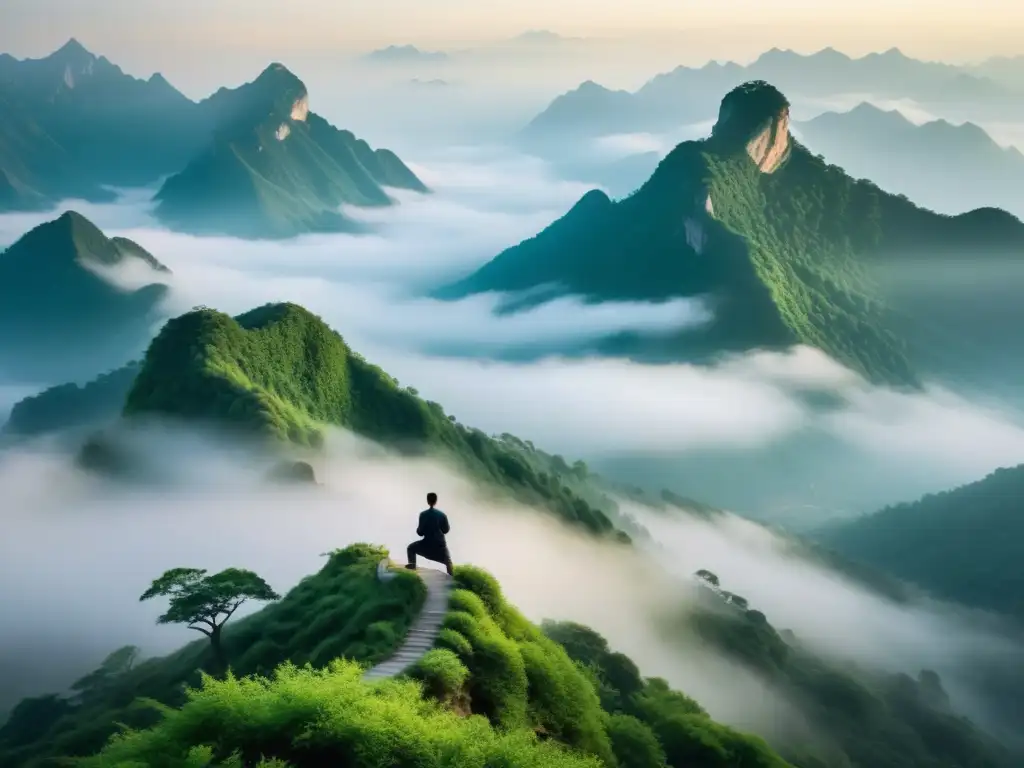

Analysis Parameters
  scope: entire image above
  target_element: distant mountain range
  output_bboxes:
[816,462,1024,621]
[0,41,428,237]
[964,55,1024,89]
[361,45,450,64]
[521,47,1024,149]
[795,103,1024,218]
[0,211,169,382]
[440,81,1024,388]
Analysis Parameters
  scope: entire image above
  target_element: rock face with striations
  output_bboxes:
[711,80,792,174]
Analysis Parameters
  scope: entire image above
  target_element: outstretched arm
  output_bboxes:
[441,512,450,534]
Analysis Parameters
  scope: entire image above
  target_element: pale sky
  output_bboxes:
[2,0,1022,98]
[3,0,1023,55]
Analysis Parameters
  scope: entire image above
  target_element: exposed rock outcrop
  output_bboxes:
[712,80,791,174]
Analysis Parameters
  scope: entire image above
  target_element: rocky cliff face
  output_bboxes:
[712,80,792,174]
[289,93,309,121]
[744,109,790,173]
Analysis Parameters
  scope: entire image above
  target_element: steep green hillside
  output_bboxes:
[815,465,1024,620]
[0,545,426,767]
[122,302,618,537]
[443,81,1024,387]
[0,211,169,381]
[0,548,792,768]
[154,64,428,238]
[4,552,1002,768]
[430,567,789,768]
[663,573,1013,767]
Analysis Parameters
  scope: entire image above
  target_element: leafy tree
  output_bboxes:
[140,567,279,669]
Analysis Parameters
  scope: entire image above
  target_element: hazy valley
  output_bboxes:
[1,21,1024,768]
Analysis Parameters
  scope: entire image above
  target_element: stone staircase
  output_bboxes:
[363,560,452,680]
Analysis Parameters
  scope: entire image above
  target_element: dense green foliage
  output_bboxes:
[669,575,1013,767]
[75,661,603,768]
[0,211,169,381]
[443,81,1024,386]
[0,544,425,766]
[1,552,794,768]
[816,464,1024,619]
[439,567,615,761]
[123,302,621,537]
[153,64,427,238]
[541,620,790,768]
[140,566,281,669]
[408,649,470,704]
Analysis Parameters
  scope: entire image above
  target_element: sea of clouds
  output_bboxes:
[2,142,1024,747]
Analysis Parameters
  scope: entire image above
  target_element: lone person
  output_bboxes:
[406,492,453,575]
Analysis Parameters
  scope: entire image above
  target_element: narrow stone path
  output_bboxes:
[363,560,451,680]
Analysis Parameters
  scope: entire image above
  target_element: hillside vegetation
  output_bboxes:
[668,573,1013,767]
[816,464,1024,620]
[120,302,620,538]
[1,547,792,768]
[444,81,1024,387]
[3,550,1001,768]
[0,545,426,766]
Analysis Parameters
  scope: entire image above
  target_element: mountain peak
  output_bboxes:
[871,47,910,62]
[711,81,792,173]
[54,38,92,57]
[713,81,790,137]
[53,209,101,235]
[254,62,303,88]
[49,38,96,66]
[217,62,309,125]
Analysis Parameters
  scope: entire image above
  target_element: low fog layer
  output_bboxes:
[2,146,1023,521]
[372,345,1024,498]
[1,426,1021,746]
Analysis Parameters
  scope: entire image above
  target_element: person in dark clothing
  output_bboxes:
[406,492,453,575]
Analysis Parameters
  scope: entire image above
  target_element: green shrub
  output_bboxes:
[73,661,603,768]
[453,566,505,618]
[435,628,473,660]
[606,713,668,768]
[0,544,425,767]
[408,649,469,702]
